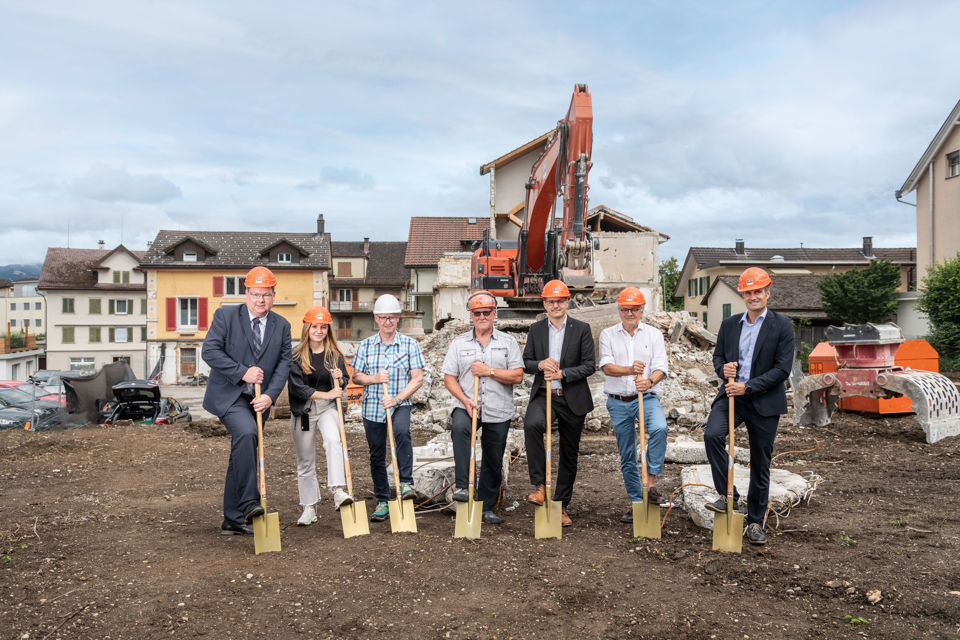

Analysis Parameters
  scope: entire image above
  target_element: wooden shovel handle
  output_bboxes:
[383,383,403,498]
[545,379,552,492]
[254,383,266,506]
[468,377,479,500]
[637,377,647,487]
[726,377,735,507]
[333,378,354,496]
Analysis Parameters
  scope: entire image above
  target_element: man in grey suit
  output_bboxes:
[202,266,292,536]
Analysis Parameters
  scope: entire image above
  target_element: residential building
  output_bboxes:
[0,278,12,297]
[0,278,44,339]
[140,215,330,383]
[38,245,148,374]
[675,238,916,335]
[330,238,410,343]
[897,97,960,282]
[480,131,551,241]
[405,216,488,332]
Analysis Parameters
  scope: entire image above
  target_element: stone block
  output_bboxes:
[664,434,749,464]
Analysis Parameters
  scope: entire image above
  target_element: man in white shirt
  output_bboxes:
[598,287,669,523]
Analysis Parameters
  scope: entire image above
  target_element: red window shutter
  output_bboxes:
[198,297,209,331]
[165,297,177,331]
[213,276,224,297]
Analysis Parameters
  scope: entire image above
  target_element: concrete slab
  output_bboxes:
[681,464,812,530]
[665,434,749,465]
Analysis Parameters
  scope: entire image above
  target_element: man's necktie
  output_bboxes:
[246,317,262,395]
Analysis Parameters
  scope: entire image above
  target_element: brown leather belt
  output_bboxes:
[551,389,564,396]
[608,394,638,402]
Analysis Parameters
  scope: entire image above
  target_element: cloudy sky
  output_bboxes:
[1,1,958,266]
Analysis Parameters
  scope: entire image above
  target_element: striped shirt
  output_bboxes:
[352,331,425,422]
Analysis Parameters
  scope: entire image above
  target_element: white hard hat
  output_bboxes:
[373,294,402,314]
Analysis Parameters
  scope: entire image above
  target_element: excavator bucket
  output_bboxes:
[793,323,960,444]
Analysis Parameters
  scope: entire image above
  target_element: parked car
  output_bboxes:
[101,380,193,425]
[0,386,63,429]
[0,380,66,405]
[0,405,38,431]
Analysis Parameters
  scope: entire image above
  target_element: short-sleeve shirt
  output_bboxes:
[352,332,425,422]
[598,322,669,396]
[441,329,524,422]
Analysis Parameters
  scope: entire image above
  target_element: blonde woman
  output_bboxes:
[287,306,354,526]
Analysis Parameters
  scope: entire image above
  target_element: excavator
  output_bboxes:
[471,84,595,305]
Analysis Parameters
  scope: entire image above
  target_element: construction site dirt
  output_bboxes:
[2,411,958,639]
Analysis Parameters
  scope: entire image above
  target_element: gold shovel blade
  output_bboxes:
[388,499,417,534]
[454,500,483,539]
[632,499,661,540]
[534,500,563,540]
[712,510,744,554]
[253,511,281,555]
[339,501,370,539]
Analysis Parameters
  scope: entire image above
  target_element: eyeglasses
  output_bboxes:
[619,307,642,314]
[376,315,399,323]
[247,293,275,301]
[470,309,494,318]
[543,298,569,306]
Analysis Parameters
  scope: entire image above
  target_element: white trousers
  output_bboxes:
[289,398,346,507]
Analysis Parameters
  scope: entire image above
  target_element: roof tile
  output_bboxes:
[404,217,488,266]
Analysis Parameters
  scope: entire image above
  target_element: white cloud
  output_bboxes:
[67,166,182,203]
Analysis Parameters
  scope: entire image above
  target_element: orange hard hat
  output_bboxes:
[466,290,496,311]
[616,287,646,306]
[738,267,772,292]
[541,279,570,299]
[303,306,332,325]
[245,266,277,288]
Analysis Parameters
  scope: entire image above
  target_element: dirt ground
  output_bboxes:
[2,410,959,640]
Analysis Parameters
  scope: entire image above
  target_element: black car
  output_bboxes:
[0,405,39,431]
[0,386,64,430]
[101,380,193,425]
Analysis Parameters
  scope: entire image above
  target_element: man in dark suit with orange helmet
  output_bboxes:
[704,267,794,545]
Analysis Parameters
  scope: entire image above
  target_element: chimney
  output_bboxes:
[317,213,325,235]
[98,240,105,250]
[862,236,873,258]
[735,238,745,255]
[146,240,153,249]
[363,237,370,256]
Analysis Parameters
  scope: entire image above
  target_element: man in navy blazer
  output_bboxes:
[523,280,596,527]
[202,266,292,536]
[704,267,794,545]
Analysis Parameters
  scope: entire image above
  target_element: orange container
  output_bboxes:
[345,364,364,406]
[806,339,940,414]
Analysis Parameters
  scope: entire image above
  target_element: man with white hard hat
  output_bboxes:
[351,294,425,522]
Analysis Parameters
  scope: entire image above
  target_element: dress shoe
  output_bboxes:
[243,503,265,524]
[745,523,767,545]
[220,520,254,536]
[705,497,744,514]
[297,505,318,526]
[481,511,502,525]
[452,488,469,503]
[526,485,545,506]
[561,510,572,527]
[646,486,667,505]
[620,512,633,524]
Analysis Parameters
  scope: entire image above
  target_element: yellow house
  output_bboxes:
[140,216,331,383]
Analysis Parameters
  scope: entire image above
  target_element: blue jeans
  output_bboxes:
[363,406,413,502]
[606,394,668,502]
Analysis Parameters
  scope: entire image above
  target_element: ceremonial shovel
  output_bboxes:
[534,379,563,540]
[383,383,417,533]
[632,388,661,539]
[712,378,743,553]
[252,383,281,554]
[333,379,368,538]
[455,378,483,539]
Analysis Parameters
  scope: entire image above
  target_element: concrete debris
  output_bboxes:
[681,464,813,530]
[665,434,748,465]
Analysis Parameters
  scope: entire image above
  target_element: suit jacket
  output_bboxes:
[201,304,292,419]
[523,315,596,416]
[711,309,794,417]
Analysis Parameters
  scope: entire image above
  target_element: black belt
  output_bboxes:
[608,394,638,402]
[550,388,564,396]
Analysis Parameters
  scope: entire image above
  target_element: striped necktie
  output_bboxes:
[246,317,263,395]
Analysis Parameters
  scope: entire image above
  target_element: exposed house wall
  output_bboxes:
[433,252,473,327]
[702,284,743,334]
[914,125,960,282]
[490,147,544,242]
[591,231,661,311]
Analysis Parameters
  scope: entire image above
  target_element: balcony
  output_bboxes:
[330,301,371,312]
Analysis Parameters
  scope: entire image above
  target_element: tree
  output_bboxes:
[816,259,901,324]
[658,257,683,311]
[918,252,960,370]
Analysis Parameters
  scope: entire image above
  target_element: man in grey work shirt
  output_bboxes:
[442,291,524,524]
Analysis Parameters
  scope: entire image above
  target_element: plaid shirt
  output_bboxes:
[352,331,425,422]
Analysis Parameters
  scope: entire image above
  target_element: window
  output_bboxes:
[722,303,732,319]
[179,298,198,329]
[115,299,128,315]
[112,270,130,284]
[224,276,246,297]
[338,289,352,302]
[9,319,16,327]
[949,151,960,178]
[277,252,292,263]
[90,298,101,314]
[11,363,19,380]
[140,298,147,315]
[10,302,15,310]
[703,312,708,326]
[337,261,352,277]
[183,251,198,262]
[687,280,693,296]
[140,326,147,342]
[35,318,41,328]
[90,327,101,343]
[62,327,75,343]
[35,302,41,310]
[62,298,75,313]
[69,357,95,373]
[109,327,129,343]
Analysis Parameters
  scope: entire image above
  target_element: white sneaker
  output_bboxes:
[332,488,354,510]
[296,505,317,526]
